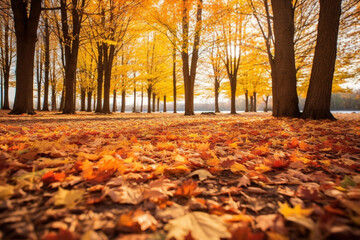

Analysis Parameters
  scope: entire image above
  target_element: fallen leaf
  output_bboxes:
[117,209,157,232]
[165,211,231,240]
[187,169,214,181]
[54,187,85,208]
[278,202,314,229]
[108,186,143,204]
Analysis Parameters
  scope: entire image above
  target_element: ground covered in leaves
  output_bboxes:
[0,111,359,240]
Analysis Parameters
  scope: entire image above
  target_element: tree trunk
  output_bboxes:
[271,0,300,118]
[152,93,156,113]
[2,17,11,110]
[121,90,126,113]
[173,44,177,113]
[302,0,341,120]
[95,43,104,112]
[253,91,257,112]
[250,96,254,112]
[245,90,249,112]
[164,95,167,112]
[102,44,115,114]
[80,88,86,111]
[133,78,136,112]
[157,97,160,112]
[264,96,269,112]
[113,90,117,112]
[0,70,3,108]
[62,0,85,114]
[182,0,202,116]
[147,86,151,113]
[230,77,237,114]
[36,48,41,111]
[87,91,92,112]
[9,0,42,115]
[141,87,143,112]
[51,87,56,111]
[43,18,50,111]
[215,79,220,113]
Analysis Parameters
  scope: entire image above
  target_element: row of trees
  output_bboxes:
[0,0,359,119]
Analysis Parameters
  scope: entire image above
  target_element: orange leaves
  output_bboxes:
[174,179,202,197]
[41,171,66,185]
[117,209,157,232]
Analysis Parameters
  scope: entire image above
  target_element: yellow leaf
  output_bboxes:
[54,187,85,208]
[230,163,248,173]
[267,232,289,240]
[229,142,238,148]
[255,164,271,173]
[175,154,186,163]
[278,202,314,229]
[278,202,313,218]
[0,184,14,200]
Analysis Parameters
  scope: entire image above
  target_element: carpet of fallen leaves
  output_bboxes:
[0,111,359,240]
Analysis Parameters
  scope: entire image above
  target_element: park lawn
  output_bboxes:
[0,111,359,240]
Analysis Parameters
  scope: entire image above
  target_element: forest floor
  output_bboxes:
[0,111,359,240]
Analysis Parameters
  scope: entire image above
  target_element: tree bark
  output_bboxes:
[133,78,136,112]
[147,86,151,113]
[214,79,220,113]
[245,90,249,112]
[80,88,86,111]
[95,43,104,112]
[62,0,85,114]
[152,93,156,113]
[172,43,177,113]
[102,44,115,114]
[164,95,167,112]
[10,0,42,115]
[230,77,237,114]
[43,17,50,111]
[121,90,126,113]
[182,0,202,116]
[302,0,342,120]
[87,91,92,112]
[113,90,117,112]
[141,87,143,112]
[271,0,300,117]
[157,97,160,112]
[250,96,254,112]
[36,49,42,111]
[1,16,12,110]
[253,91,257,112]
[264,96,269,112]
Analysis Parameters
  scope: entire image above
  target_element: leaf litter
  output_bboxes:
[0,112,359,239]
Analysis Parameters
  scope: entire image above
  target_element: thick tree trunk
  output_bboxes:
[264,96,269,112]
[152,93,156,113]
[164,95,167,112]
[230,78,237,114]
[302,0,341,120]
[10,0,42,115]
[87,91,92,112]
[62,0,85,114]
[245,90,249,112]
[182,0,202,116]
[253,92,257,112]
[95,44,104,112]
[51,88,56,111]
[113,90,117,112]
[250,96,254,112]
[102,44,115,114]
[59,85,65,111]
[157,97,160,112]
[43,18,50,111]
[271,0,300,118]
[80,88,86,111]
[121,90,126,113]
[2,18,11,110]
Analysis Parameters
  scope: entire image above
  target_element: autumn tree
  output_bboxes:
[302,0,342,120]
[61,0,87,114]
[10,0,42,114]
[0,1,15,110]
